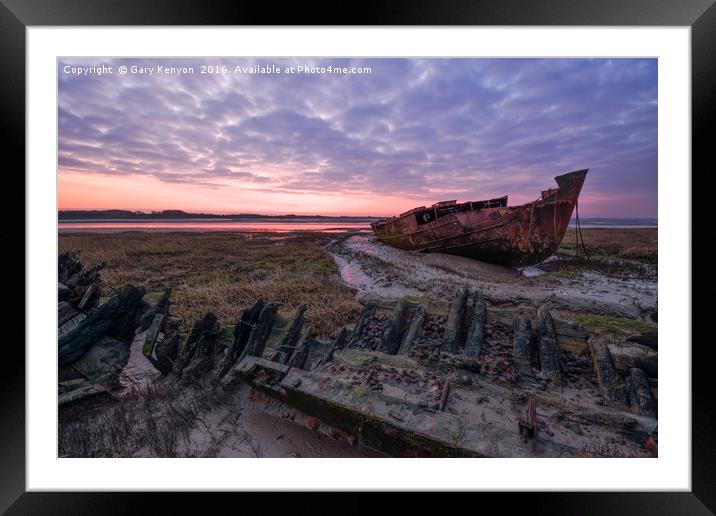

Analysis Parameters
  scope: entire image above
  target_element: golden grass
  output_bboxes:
[559,228,657,262]
[58,232,361,338]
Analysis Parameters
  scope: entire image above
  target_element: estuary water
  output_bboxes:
[58,217,656,233]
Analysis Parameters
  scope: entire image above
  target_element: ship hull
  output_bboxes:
[370,169,588,267]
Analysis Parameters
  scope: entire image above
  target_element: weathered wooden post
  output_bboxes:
[142,312,166,358]
[512,315,533,379]
[312,327,348,370]
[287,325,313,369]
[627,367,657,417]
[589,341,629,408]
[519,395,537,440]
[214,299,264,380]
[173,315,208,376]
[181,318,221,385]
[77,281,101,312]
[442,287,469,353]
[398,309,424,355]
[537,306,562,389]
[347,303,375,348]
[438,380,451,412]
[378,299,409,355]
[242,303,278,359]
[276,304,307,364]
[327,327,348,360]
[463,291,486,358]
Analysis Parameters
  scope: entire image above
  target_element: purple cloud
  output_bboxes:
[58,57,657,216]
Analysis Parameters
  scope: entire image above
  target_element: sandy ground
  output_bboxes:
[118,330,162,393]
[325,234,657,320]
[118,332,383,458]
[167,392,385,458]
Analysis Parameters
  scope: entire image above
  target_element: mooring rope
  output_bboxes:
[574,199,629,279]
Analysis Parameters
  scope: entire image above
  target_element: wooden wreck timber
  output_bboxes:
[370,169,588,266]
[132,286,657,458]
[57,251,656,457]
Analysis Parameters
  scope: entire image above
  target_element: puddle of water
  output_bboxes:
[520,266,545,278]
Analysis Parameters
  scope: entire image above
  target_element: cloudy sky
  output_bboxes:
[58,58,657,217]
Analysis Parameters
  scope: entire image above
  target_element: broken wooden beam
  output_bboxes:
[537,306,562,389]
[58,285,145,367]
[173,312,217,376]
[58,312,86,339]
[378,299,410,355]
[627,367,657,417]
[153,332,179,375]
[327,327,348,361]
[588,340,629,408]
[512,315,533,379]
[438,380,451,411]
[441,287,469,353]
[312,327,348,370]
[276,304,307,363]
[398,310,424,355]
[287,325,313,369]
[242,303,278,359]
[181,319,220,385]
[347,303,375,348]
[463,291,486,358]
[142,312,166,358]
[216,299,266,379]
[78,281,101,312]
[58,301,79,327]
[519,395,537,440]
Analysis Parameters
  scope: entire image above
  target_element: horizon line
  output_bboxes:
[57,208,658,220]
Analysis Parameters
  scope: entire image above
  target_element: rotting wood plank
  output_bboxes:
[277,304,307,363]
[513,315,533,379]
[398,310,424,355]
[589,340,629,408]
[463,291,486,358]
[347,303,375,348]
[627,367,657,417]
[143,312,166,358]
[438,380,451,411]
[287,325,313,369]
[58,313,86,339]
[78,281,100,312]
[312,327,348,370]
[173,312,216,376]
[242,303,278,359]
[58,301,79,327]
[215,300,265,379]
[378,299,410,355]
[537,306,562,389]
[441,287,469,353]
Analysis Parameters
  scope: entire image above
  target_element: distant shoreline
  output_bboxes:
[58,210,379,221]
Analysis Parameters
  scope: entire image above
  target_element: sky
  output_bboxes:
[58,58,657,217]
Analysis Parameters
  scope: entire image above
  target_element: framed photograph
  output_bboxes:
[7,0,711,512]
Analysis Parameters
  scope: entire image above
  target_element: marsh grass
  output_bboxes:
[559,228,657,263]
[568,314,657,338]
[58,232,361,337]
[58,381,232,457]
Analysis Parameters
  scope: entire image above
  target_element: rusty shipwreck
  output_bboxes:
[371,169,588,267]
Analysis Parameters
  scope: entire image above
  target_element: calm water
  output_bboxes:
[58,217,656,233]
[58,218,376,233]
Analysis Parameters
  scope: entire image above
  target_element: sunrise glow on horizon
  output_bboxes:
[58,58,658,218]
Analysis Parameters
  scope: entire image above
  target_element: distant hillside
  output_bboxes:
[58,210,377,220]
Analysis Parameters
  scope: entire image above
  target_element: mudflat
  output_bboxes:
[58,228,657,458]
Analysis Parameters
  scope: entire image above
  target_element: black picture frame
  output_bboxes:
[4,0,710,513]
